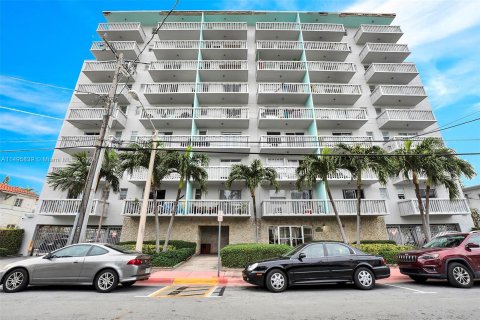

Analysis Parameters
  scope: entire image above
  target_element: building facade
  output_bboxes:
[20,10,473,255]
[0,181,38,229]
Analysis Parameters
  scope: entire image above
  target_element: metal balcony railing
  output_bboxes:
[359,43,410,62]
[258,83,310,94]
[383,136,432,152]
[159,22,202,30]
[256,41,303,50]
[83,61,116,71]
[68,108,126,120]
[370,85,426,103]
[398,199,470,216]
[258,107,313,119]
[377,109,435,127]
[198,60,248,70]
[97,22,142,32]
[201,40,247,49]
[257,61,306,71]
[365,63,417,79]
[91,41,139,52]
[194,107,249,119]
[203,22,247,30]
[39,199,107,216]
[303,41,350,52]
[310,84,362,95]
[143,83,196,94]
[315,108,367,121]
[359,25,402,33]
[301,23,345,32]
[128,167,180,181]
[59,136,98,148]
[153,40,200,49]
[259,135,318,148]
[196,83,248,93]
[318,136,373,147]
[141,107,193,119]
[149,60,197,71]
[256,22,300,30]
[307,61,356,72]
[122,200,250,216]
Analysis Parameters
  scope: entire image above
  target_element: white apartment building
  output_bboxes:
[0,181,38,229]
[20,10,473,255]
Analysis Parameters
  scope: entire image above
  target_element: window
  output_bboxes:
[291,191,311,199]
[52,245,91,258]
[468,235,480,246]
[332,132,352,136]
[130,131,138,142]
[87,246,108,256]
[375,108,382,115]
[14,198,23,207]
[301,244,325,258]
[396,186,405,200]
[195,189,202,200]
[420,189,437,198]
[119,188,128,200]
[379,188,389,200]
[267,158,284,166]
[268,226,312,247]
[149,190,165,200]
[343,189,364,199]
[382,131,390,142]
[366,131,374,139]
[325,243,352,256]
[114,131,122,140]
[220,190,241,200]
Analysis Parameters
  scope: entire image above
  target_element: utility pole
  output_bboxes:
[69,51,129,245]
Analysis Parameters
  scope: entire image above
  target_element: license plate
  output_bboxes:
[145,267,151,274]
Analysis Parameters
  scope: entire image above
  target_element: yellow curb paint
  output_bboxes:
[148,285,172,298]
[172,278,219,285]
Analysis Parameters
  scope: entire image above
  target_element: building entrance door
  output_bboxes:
[199,226,229,254]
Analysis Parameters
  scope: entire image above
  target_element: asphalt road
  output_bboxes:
[1,280,479,320]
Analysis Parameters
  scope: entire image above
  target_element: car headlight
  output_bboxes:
[247,263,258,272]
[418,253,440,260]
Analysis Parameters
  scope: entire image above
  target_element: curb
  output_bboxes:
[140,277,249,286]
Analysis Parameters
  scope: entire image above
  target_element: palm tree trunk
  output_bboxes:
[412,172,429,243]
[151,181,160,254]
[325,180,347,243]
[355,177,362,245]
[251,190,259,243]
[163,186,182,252]
[424,183,432,242]
[95,183,109,242]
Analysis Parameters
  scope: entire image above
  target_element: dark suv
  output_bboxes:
[397,231,480,288]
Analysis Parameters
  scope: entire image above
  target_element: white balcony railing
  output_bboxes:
[149,60,197,71]
[256,22,300,30]
[39,199,107,216]
[359,25,402,33]
[301,23,345,32]
[196,83,248,93]
[398,199,470,216]
[308,61,356,72]
[203,22,247,30]
[153,40,200,50]
[198,60,248,70]
[143,83,196,94]
[68,108,126,121]
[360,43,410,62]
[266,167,376,182]
[76,84,126,96]
[59,136,98,149]
[257,61,306,71]
[310,84,362,95]
[371,85,426,101]
[260,135,318,148]
[315,108,367,121]
[141,107,193,119]
[256,41,303,50]
[258,83,310,94]
[136,135,249,149]
[259,107,313,119]
[206,166,232,180]
[201,40,247,49]
[122,200,250,216]
[377,109,435,127]
[262,199,388,216]
[194,107,249,119]
[160,22,202,30]
[365,63,418,80]
[83,61,116,71]
[383,136,430,152]
[128,167,180,181]
[318,136,373,147]
[303,41,350,52]
[97,22,142,32]
[91,41,139,52]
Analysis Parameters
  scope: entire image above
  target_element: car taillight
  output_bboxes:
[380,258,387,265]
[127,259,143,265]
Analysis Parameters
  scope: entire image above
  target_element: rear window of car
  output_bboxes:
[87,246,109,256]
[104,244,138,254]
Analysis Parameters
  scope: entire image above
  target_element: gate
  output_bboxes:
[387,224,460,247]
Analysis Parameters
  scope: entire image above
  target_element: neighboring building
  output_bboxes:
[20,10,473,255]
[463,184,480,227]
[0,180,38,228]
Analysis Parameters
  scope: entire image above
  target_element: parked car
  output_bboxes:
[397,231,480,288]
[1,243,151,293]
[242,242,390,292]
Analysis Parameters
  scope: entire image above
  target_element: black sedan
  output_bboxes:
[242,242,390,292]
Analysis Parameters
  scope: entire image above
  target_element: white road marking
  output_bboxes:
[382,283,437,294]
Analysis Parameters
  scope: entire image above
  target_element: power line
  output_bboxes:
[0,106,64,120]
[413,117,480,139]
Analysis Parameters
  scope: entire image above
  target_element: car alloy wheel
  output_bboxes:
[270,272,285,290]
[94,269,119,293]
[453,266,470,285]
[354,267,375,290]
[2,268,29,293]
[358,270,373,287]
[447,262,473,288]
[265,269,287,293]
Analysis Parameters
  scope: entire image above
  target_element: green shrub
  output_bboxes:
[356,240,397,245]
[0,248,8,257]
[472,227,480,231]
[220,244,292,268]
[151,248,195,267]
[118,240,196,250]
[353,243,414,264]
[120,244,175,255]
[0,229,24,255]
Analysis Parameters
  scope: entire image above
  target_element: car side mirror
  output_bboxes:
[43,253,52,259]
[465,242,480,250]
[298,252,306,260]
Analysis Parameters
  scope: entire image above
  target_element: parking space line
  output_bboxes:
[204,286,217,297]
[147,286,173,298]
[382,283,437,294]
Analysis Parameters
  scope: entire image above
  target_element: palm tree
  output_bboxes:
[392,138,475,242]
[119,142,178,253]
[163,147,209,252]
[337,144,391,244]
[46,151,122,241]
[226,159,279,243]
[296,149,347,243]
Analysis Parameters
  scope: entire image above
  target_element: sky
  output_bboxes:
[0,0,479,194]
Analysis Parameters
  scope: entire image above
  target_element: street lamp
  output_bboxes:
[128,89,159,252]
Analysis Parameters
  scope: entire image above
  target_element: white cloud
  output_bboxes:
[0,113,61,136]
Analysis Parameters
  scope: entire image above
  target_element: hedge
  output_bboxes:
[151,248,196,267]
[353,244,414,264]
[118,240,196,250]
[0,229,24,255]
[221,244,292,268]
[356,240,397,245]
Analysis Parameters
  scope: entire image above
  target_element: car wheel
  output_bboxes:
[354,267,375,290]
[265,269,287,293]
[2,268,29,293]
[447,263,473,288]
[409,275,428,284]
[122,281,136,287]
[94,269,119,293]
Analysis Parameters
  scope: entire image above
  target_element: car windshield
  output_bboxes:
[281,244,307,257]
[422,235,466,248]
[104,244,138,254]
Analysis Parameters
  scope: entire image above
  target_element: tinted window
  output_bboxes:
[52,245,91,258]
[325,244,352,256]
[423,235,466,248]
[301,244,325,258]
[282,244,307,258]
[87,246,108,256]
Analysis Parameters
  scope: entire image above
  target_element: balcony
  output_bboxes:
[377,109,436,130]
[67,108,127,129]
[196,82,248,104]
[371,85,427,106]
[122,200,250,217]
[75,84,130,105]
[137,135,250,152]
[365,63,418,84]
[310,83,362,105]
[259,135,318,154]
[266,167,377,185]
[39,199,108,216]
[393,172,427,185]
[152,41,200,60]
[156,22,201,40]
[318,136,373,148]
[200,40,248,60]
[90,41,140,61]
[202,22,247,40]
[262,199,388,217]
[256,61,306,82]
[148,60,197,82]
[97,22,146,43]
[354,25,403,44]
[383,136,431,152]
[139,107,193,129]
[257,83,310,104]
[256,41,303,60]
[142,83,195,104]
[194,107,249,128]
[315,108,368,129]
[303,42,350,61]
[300,23,345,42]
[258,107,313,129]
[359,43,410,64]
[398,199,470,216]
[255,22,300,40]
[198,60,248,81]
[127,168,180,185]
[82,61,133,82]
[307,62,356,83]
[58,135,98,155]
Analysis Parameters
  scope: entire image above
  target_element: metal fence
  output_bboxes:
[30,225,122,256]
[386,224,460,247]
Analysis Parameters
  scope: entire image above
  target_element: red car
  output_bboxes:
[397,231,480,288]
